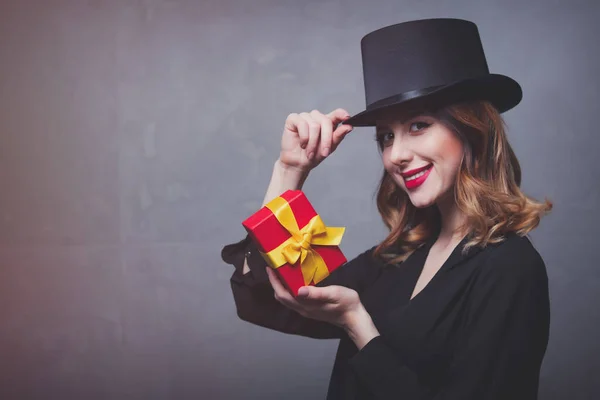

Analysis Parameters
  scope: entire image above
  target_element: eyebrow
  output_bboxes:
[376,110,434,132]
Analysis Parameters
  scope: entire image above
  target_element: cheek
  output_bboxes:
[381,151,395,173]
[431,131,464,171]
[446,146,464,173]
[381,153,406,187]
[447,140,464,171]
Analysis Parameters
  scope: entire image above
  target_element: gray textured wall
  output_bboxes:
[0,0,598,399]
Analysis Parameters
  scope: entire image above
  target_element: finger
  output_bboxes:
[296,285,337,303]
[300,112,320,160]
[297,286,310,298]
[331,123,353,152]
[327,109,353,152]
[295,287,331,306]
[285,113,309,149]
[326,108,351,126]
[311,110,333,158]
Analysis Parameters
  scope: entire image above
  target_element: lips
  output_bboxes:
[401,164,432,178]
[402,164,433,190]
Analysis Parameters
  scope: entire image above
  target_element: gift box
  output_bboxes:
[242,190,347,296]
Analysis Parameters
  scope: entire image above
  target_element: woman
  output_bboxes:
[221,18,552,399]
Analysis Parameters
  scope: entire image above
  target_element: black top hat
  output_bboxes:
[345,18,522,127]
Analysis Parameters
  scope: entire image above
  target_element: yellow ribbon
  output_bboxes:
[260,195,345,285]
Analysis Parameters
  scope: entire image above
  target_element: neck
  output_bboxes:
[435,192,467,244]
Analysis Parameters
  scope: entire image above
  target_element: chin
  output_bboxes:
[407,195,437,208]
[394,179,438,208]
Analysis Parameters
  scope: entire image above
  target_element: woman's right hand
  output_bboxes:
[279,108,354,173]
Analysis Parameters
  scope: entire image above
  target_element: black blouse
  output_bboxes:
[221,230,550,400]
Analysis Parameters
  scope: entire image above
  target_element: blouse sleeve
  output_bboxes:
[221,234,380,339]
[347,237,550,400]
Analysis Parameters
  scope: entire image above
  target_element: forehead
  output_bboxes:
[375,108,435,129]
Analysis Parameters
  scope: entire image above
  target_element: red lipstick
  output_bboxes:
[402,164,432,190]
[401,164,432,178]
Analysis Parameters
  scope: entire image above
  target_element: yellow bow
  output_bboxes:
[260,195,345,285]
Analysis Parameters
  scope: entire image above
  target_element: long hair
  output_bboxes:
[373,100,552,264]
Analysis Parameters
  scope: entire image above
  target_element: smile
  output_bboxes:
[403,164,432,189]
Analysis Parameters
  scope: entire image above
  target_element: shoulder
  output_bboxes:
[477,232,548,287]
[486,232,544,263]
[464,234,550,330]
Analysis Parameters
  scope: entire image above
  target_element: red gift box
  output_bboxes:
[242,190,347,296]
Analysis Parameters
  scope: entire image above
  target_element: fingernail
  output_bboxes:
[323,147,330,157]
[307,151,314,159]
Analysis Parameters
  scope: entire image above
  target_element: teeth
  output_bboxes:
[405,167,430,181]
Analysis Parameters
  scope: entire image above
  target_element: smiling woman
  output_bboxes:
[377,112,464,207]
[373,100,552,265]
[221,18,553,400]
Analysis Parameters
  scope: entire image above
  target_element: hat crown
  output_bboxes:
[360,18,490,107]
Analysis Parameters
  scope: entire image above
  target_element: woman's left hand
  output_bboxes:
[266,267,380,348]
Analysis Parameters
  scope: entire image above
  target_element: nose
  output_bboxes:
[389,134,413,167]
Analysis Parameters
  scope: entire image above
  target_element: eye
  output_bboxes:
[409,121,431,133]
[375,131,394,147]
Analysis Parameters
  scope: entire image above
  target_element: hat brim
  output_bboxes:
[344,74,522,127]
